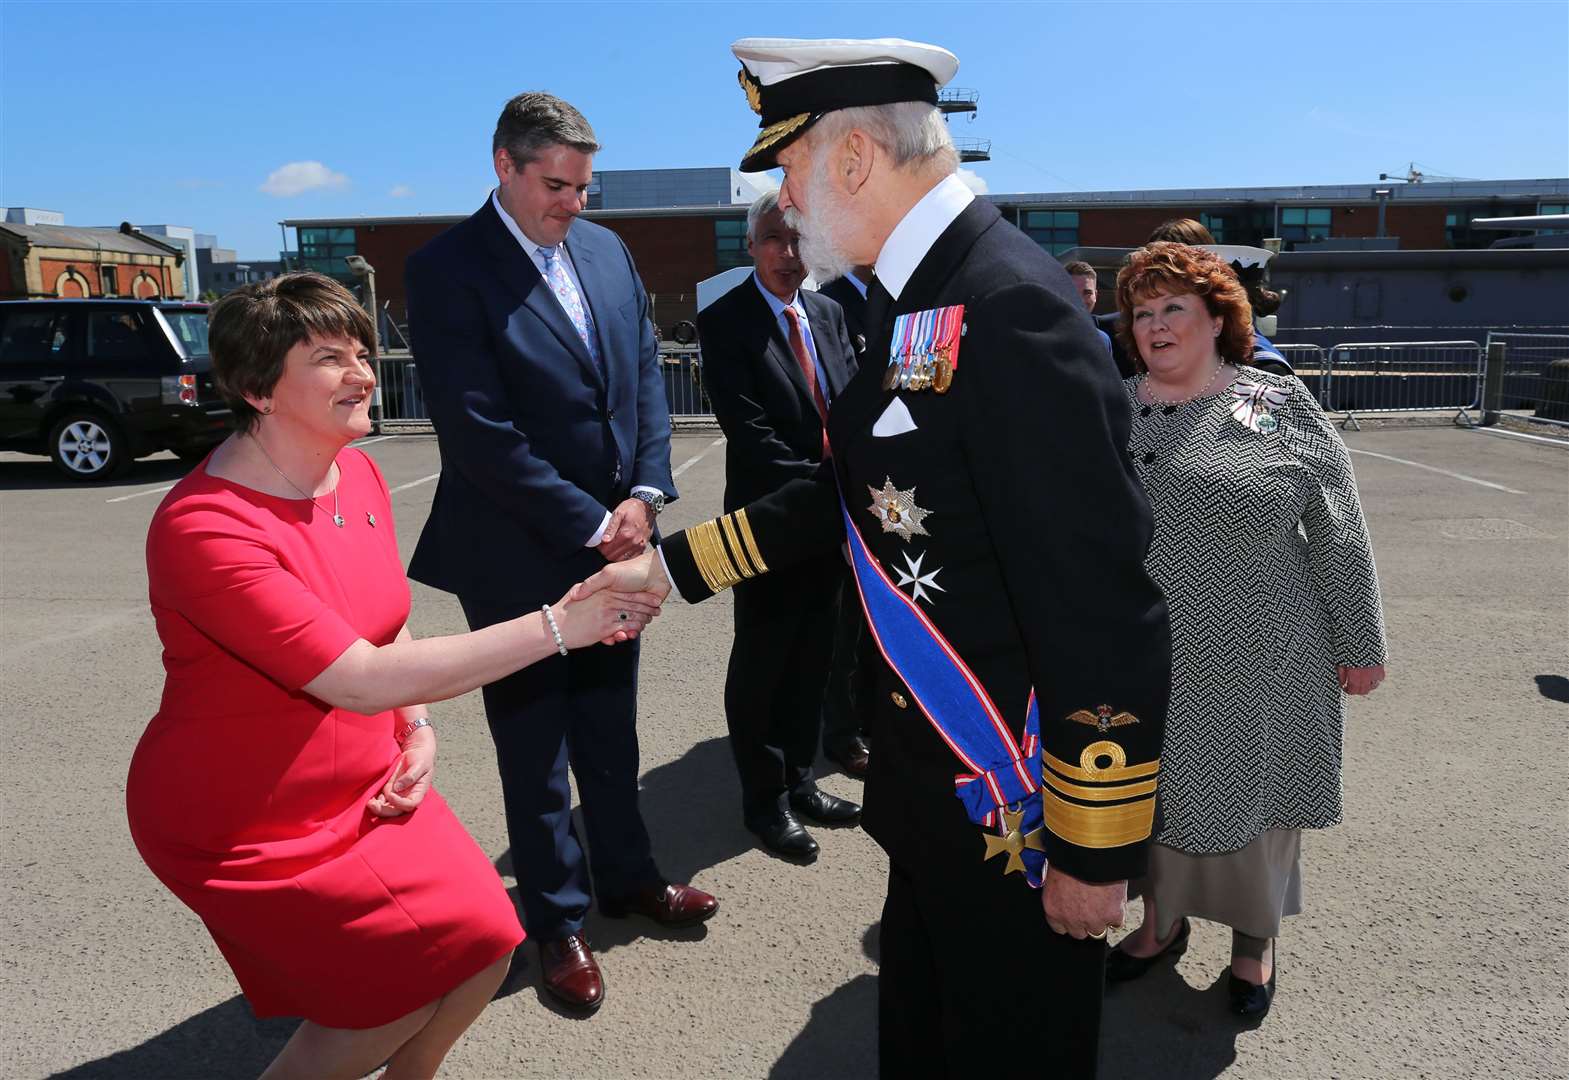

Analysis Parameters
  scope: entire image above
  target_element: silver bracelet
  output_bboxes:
[542,603,569,656]
[397,716,432,745]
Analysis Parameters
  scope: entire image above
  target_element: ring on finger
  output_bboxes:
[617,610,629,622]
[1087,928,1107,940]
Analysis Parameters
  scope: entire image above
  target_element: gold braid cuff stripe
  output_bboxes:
[1040,768,1158,804]
[687,521,741,595]
[1042,740,1160,784]
[718,514,756,578]
[732,509,768,574]
[1041,787,1156,849]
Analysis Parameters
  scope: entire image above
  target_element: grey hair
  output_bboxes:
[806,101,958,174]
[493,92,600,166]
[746,189,782,240]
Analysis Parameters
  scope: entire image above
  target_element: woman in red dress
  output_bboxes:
[127,273,663,1079]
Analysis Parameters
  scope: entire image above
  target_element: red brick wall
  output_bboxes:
[595,216,725,330]
[1077,207,1204,247]
[35,255,176,298]
[1330,204,1447,249]
[354,221,458,328]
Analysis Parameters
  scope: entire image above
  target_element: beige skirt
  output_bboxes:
[1128,829,1303,940]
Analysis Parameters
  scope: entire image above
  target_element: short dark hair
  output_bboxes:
[493,92,600,168]
[1115,243,1254,372]
[1146,218,1215,245]
[1062,260,1096,278]
[208,272,375,434]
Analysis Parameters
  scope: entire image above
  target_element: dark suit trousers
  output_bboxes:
[820,569,866,754]
[460,596,661,942]
[726,554,842,825]
[878,860,1107,1078]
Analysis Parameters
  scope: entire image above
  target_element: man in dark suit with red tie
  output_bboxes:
[697,191,862,860]
[404,92,716,1016]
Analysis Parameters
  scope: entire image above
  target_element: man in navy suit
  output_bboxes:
[698,192,862,861]
[405,92,716,1016]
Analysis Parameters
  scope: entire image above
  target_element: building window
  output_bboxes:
[1540,203,1567,235]
[298,226,357,280]
[1023,210,1079,256]
[1200,208,1271,247]
[101,265,119,296]
[1445,203,1535,248]
[714,217,750,271]
[1279,207,1331,248]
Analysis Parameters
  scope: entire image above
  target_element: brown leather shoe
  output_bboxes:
[600,882,719,928]
[828,736,870,777]
[539,933,604,1014]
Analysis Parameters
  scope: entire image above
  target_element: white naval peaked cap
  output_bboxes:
[729,37,960,173]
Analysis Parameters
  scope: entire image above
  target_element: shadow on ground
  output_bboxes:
[47,996,296,1079]
[0,455,194,491]
[769,922,880,1080]
[1100,963,1253,1079]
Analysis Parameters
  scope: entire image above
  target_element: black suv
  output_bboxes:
[0,299,231,481]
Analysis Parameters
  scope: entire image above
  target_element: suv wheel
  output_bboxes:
[49,411,129,481]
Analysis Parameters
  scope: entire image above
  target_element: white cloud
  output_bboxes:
[259,161,350,197]
[957,168,989,195]
[389,184,415,198]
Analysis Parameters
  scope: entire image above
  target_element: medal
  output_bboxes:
[1230,379,1289,433]
[1256,412,1278,434]
[867,477,932,542]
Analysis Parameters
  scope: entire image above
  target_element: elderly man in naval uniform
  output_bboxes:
[586,37,1171,1078]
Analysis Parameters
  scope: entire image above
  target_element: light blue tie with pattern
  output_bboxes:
[538,245,604,377]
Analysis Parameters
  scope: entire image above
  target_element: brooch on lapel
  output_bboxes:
[882,304,964,395]
[1231,379,1288,434]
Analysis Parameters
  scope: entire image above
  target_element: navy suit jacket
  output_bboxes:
[405,198,675,606]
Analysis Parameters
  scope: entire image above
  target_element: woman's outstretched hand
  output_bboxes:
[569,551,672,645]
[554,564,665,648]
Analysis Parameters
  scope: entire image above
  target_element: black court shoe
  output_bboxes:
[1105,917,1191,983]
[1228,951,1277,1019]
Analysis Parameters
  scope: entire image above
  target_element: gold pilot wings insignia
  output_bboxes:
[867,478,931,542]
[1068,704,1140,733]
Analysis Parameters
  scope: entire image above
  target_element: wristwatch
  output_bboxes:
[632,490,665,516]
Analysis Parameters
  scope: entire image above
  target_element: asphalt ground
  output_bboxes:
[1,422,1565,1080]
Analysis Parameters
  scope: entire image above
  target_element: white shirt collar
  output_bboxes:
[492,188,557,253]
[873,174,975,301]
[752,270,803,321]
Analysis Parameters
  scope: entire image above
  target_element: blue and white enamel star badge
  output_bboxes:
[894,551,945,605]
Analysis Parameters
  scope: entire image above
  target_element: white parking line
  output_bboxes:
[389,472,441,495]
[672,437,725,479]
[353,435,394,448]
[1472,426,1569,449]
[1346,448,1527,495]
[106,483,178,504]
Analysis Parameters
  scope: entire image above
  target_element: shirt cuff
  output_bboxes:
[655,545,684,602]
[583,510,613,549]
[631,484,664,498]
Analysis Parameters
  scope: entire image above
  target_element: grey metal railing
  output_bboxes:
[1483,332,1569,428]
[1320,340,1483,429]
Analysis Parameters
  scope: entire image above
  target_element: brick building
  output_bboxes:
[280,174,1568,335]
[0,222,186,300]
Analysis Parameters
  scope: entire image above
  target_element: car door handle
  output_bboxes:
[40,376,65,383]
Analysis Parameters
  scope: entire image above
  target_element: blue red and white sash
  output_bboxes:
[839,497,1047,886]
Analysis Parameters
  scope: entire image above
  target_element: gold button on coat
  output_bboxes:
[890,691,909,709]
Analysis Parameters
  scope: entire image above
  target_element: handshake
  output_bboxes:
[555,549,674,649]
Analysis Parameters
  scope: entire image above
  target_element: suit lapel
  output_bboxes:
[478,200,603,390]
[803,290,851,398]
[828,199,999,453]
[747,280,814,406]
[563,228,613,394]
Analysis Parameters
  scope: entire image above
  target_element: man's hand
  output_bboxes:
[1042,864,1127,940]
[597,498,654,562]
[577,549,671,606]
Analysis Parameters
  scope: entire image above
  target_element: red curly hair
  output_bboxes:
[1115,242,1254,372]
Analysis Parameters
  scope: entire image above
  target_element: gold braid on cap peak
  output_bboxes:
[738,67,763,115]
[749,113,811,155]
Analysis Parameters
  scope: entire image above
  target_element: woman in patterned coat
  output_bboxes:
[1104,243,1387,1019]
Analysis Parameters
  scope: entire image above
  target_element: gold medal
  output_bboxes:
[934,356,954,395]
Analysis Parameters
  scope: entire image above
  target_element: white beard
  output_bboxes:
[782,156,856,283]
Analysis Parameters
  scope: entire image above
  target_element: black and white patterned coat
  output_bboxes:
[1126,369,1387,854]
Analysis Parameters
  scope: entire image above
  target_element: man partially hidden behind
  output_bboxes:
[587,38,1171,1077]
[404,92,716,1016]
[1064,259,1115,359]
[699,191,862,860]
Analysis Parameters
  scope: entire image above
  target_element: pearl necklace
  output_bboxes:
[1142,358,1226,407]
[250,434,344,527]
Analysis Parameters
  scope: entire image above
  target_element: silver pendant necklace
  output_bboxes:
[250,434,344,527]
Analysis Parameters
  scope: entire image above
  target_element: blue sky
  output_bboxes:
[4,1,1565,259]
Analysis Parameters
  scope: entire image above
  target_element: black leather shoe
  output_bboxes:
[749,810,819,861]
[825,736,870,778]
[1228,962,1277,1018]
[1105,917,1190,984]
[789,788,862,825]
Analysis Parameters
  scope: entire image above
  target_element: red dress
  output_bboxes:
[127,448,523,1029]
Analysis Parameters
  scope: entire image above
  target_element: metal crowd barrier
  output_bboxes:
[367,348,716,432]
[1483,332,1569,428]
[1319,341,1484,429]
